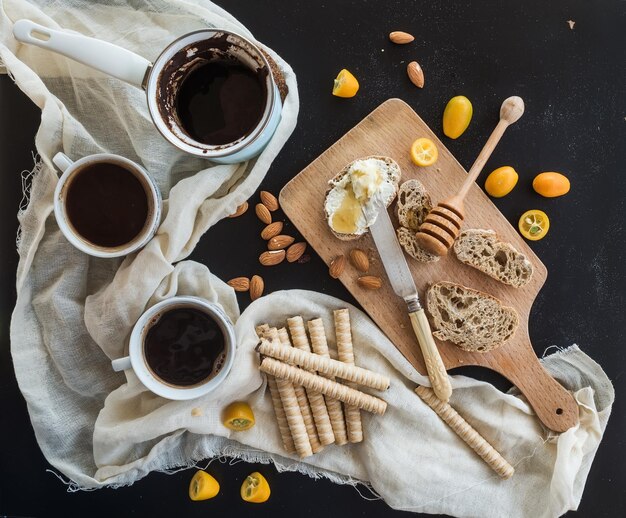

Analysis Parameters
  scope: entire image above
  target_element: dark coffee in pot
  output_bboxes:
[175,59,266,146]
[144,307,226,387]
[65,162,150,248]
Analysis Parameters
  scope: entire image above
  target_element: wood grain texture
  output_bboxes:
[279,98,578,432]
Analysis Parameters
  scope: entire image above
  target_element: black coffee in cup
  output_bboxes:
[65,162,150,248]
[144,307,227,387]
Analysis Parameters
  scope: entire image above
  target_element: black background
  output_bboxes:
[1,0,625,516]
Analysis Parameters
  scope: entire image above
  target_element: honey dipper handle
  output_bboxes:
[457,119,509,199]
[457,96,525,200]
[409,309,452,402]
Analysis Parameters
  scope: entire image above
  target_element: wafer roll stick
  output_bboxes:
[256,325,296,455]
[266,327,313,457]
[275,378,313,458]
[278,328,323,454]
[256,324,270,337]
[266,376,297,454]
[257,338,390,391]
[334,309,363,444]
[308,319,348,445]
[415,386,514,479]
[260,357,387,415]
[287,316,335,446]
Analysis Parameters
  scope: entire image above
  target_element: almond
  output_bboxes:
[349,248,370,272]
[227,276,249,292]
[259,249,286,266]
[250,275,264,300]
[268,235,295,250]
[329,255,346,279]
[357,276,383,290]
[260,191,279,212]
[255,203,272,224]
[407,61,424,88]
[286,242,307,263]
[261,221,283,240]
[389,31,415,44]
[228,201,248,218]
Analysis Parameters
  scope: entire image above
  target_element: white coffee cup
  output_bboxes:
[112,296,236,400]
[52,152,162,258]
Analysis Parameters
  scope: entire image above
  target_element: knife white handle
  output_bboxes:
[409,308,452,402]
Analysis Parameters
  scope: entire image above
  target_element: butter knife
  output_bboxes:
[366,198,452,402]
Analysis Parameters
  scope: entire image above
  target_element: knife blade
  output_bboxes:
[367,199,452,401]
[367,201,419,301]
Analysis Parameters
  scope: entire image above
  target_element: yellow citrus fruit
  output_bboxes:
[189,470,220,501]
[518,210,550,241]
[332,69,359,98]
[443,96,473,139]
[410,137,438,166]
[241,472,271,503]
[222,401,255,431]
[484,166,519,198]
[532,172,570,197]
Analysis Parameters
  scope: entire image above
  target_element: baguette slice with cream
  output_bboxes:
[324,156,401,241]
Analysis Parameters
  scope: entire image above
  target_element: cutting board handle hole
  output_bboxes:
[556,408,563,415]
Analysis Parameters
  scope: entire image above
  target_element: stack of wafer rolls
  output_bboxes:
[257,309,388,458]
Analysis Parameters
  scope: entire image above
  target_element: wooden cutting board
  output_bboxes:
[280,98,578,432]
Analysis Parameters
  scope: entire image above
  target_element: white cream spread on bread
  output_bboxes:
[325,157,399,236]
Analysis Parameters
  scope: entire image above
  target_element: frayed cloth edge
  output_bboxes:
[16,154,43,251]
[46,436,380,501]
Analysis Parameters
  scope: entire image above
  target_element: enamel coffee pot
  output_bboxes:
[13,19,282,164]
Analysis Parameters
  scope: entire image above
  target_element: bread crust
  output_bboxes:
[324,156,401,241]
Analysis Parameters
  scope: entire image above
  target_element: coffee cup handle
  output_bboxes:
[13,19,151,88]
[112,356,132,372]
[52,152,73,173]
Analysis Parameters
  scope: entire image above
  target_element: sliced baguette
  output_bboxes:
[324,156,401,241]
[453,229,533,288]
[394,179,439,263]
[397,227,439,263]
[396,179,432,232]
[426,281,519,352]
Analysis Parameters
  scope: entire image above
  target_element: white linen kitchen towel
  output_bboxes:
[1,2,613,518]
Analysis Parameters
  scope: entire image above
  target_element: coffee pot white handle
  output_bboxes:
[13,19,151,88]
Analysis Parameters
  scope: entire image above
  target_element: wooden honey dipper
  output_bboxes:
[415,96,525,256]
